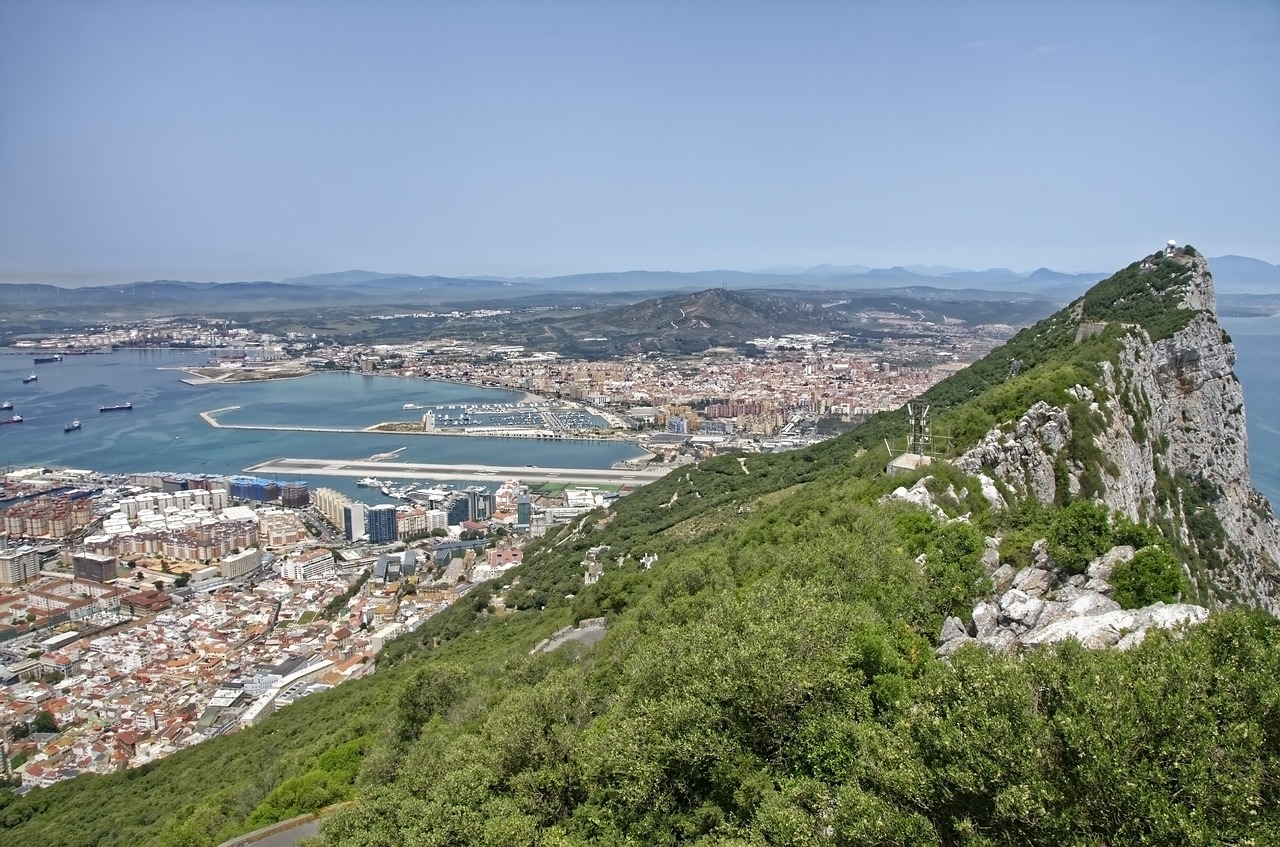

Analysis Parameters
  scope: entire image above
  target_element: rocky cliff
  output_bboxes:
[956,246,1280,612]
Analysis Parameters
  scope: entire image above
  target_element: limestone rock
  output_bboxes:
[1020,610,1136,649]
[1084,577,1115,596]
[1087,546,1135,583]
[939,616,969,644]
[977,629,1019,653]
[954,252,1280,613]
[882,477,946,519]
[1065,591,1121,617]
[990,564,1016,594]
[1013,567,1055,597]
[977,474,1006,509]
[1131,602,1209,631]
[972,601,1000,638]
[999,589,1044,630]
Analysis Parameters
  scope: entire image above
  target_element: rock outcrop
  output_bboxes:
[939,543,1209,655]
[955,248,1280,613]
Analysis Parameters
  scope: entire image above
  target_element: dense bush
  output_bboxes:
[1112,546,1189,608]
[1048,499,1112,574]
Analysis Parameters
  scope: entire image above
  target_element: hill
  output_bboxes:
[2,246,1278,846]
[538,287,1058,356]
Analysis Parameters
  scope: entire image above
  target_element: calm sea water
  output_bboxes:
[1221,316,1280,507]
[0,350,644,502]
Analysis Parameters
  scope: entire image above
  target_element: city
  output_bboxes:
[0,306,1013,789]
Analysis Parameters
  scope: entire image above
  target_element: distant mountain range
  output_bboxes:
[0,256,1274,321]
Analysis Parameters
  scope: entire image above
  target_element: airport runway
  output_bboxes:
[243,457,672,487]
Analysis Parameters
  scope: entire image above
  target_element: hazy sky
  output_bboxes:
[1,0,1277,284]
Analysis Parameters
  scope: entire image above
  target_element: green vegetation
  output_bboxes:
[1080,253,1202,341]
[31,711,59,735]
[2,251,1271,845]
[1112,546,1190,608]
[1048,500,1112,574]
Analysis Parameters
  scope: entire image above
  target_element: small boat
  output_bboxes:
[0,401,11,410]
[99,402,133,412]
[0,415,22,425]
[65,419,81,433]
[357,477,379,487]
[22,374,37,384]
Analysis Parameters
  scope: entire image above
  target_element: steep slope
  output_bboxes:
[955,246,1280,610]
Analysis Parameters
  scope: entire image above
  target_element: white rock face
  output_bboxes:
[1013,567,1054,597]
[938,545,1211,657]
[881,477,947,519]
[955,402,1070,505]
[955,253,1280,614]
[1087,546,1135,583]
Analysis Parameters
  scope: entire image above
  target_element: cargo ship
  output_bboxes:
[64,419,81,433]
[33,355,63,364]
[22,374,37,384]
[99,402,133,412]
[0,415,23,425]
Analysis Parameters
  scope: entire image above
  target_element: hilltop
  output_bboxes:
[2,246,1278,846]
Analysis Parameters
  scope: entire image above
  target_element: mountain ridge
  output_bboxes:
[2,247,1278,847]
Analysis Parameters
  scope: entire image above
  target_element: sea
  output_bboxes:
[0,349,646,504]
[1221,315,1280,507]
[1,325,1278,507]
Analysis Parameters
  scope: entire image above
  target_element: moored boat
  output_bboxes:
[22,374,37,384]
[34,355,63,364]
[0,401,11,410]
[99,402,133,412]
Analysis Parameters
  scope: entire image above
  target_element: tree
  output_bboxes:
[174,575,191,588]
[31,711,58,734]
[154,580,165,593]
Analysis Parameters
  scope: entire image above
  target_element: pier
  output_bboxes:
[243,457,673,487]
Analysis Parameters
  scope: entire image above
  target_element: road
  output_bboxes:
[243,457,673,487]
[241,819,319,847]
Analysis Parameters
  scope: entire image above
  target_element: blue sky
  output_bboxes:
[1,0,1276,284]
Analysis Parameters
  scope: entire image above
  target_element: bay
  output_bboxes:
[0,350,645,503]
[1221,315,1280,508]
[2,328,1278,507]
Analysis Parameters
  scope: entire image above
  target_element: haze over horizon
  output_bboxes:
[1,0,1277,286]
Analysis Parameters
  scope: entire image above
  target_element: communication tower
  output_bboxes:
[907,402,932,456]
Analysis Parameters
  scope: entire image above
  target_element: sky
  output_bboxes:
[1,0,1277,285]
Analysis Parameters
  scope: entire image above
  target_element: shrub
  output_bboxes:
[1112,546,1188,608]
[1049,500,1111,574]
